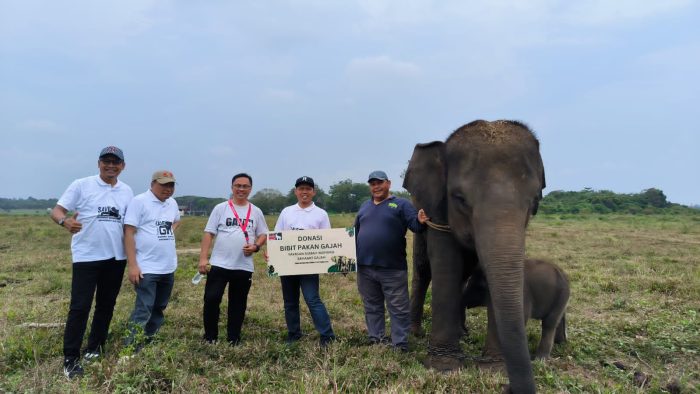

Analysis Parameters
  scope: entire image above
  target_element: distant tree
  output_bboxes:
[283,186,330,210]
[327,179,370,213]
[250,188,286,215]
[392,190,412,200]
[640,188,669,208]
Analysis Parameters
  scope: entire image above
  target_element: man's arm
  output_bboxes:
[124,224,142,285]
[199,232,214,274]
[51,205,82,234]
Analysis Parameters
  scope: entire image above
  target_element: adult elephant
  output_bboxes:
[403,120,545,394]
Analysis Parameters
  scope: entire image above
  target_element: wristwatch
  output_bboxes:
[57,217,66,226]
[253,244,260,252]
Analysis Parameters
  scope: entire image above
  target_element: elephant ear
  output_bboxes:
[532,158,547,216]
[403,141,447,221]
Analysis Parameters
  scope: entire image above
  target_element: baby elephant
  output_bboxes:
[464,258,570,359]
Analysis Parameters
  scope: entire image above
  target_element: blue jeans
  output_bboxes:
[126,273,175,344]
[281,274,335,342]
[356,266,410,348]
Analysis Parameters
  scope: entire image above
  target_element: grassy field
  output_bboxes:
[0,213,698,393]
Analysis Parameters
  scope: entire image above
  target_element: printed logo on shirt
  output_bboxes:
[156,220,174,240]
[388,202,398,209]
[225,218,254,227]
[97,206,122,221]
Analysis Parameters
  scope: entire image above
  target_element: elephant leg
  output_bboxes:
[535,320,556,359]
[482,300,503,360]
[425,230,466,371]
[554,314,567,344]
[460,305,469,338]
[410,231,430,337]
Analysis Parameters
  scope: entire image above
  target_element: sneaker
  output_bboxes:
[83,349,101,362]
[63,358,84,379]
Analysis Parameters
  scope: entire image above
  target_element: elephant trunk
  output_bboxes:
[473,210,536,394]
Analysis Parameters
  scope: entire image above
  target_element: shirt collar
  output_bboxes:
[95,175,119,188]
[295,202,315,212]
[148,189,168,204]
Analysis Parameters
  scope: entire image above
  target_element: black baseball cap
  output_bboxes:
[295,176,315,188]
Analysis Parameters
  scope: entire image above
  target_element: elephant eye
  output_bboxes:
[451,192,470,209]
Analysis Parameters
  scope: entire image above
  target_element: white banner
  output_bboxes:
[266,227,357,276]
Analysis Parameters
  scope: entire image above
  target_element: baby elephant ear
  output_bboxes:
[403,141,446,214]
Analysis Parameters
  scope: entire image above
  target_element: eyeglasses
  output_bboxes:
[233,184,251,190]
[100,158,123,165]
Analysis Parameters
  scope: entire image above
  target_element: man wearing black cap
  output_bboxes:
[51,146,133,378]
[354,170,427,351]
[273,176,336,346]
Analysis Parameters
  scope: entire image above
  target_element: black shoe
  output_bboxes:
[63,358,84,379]
[393,344,409,353]
[367,336,391,346]
[286,334,302,345]
[320,336,336,348]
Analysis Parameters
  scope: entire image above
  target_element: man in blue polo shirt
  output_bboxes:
[354,170,427,351]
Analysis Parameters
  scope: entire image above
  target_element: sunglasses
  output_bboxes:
[100,158,123,165]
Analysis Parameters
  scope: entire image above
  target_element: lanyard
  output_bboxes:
[228,200,252,243]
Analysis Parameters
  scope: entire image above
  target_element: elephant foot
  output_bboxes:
[476,356,506,373]
[410,324,425,338]
[425,355,463,372]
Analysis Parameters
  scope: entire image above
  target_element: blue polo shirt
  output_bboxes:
[354,196,425,270]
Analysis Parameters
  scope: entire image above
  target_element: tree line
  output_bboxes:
[538,188,697,214]
[2,186,696,215]
[176,179,410,215]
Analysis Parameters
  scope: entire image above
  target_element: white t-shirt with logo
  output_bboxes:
[274,202,331,231]
[204,201,269,272]
[57,175,134,263]
[124,190,181,274]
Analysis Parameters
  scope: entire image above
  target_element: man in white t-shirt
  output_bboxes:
[274,176,336,347]
[50,146,134,379]
[123,170,181,350]
[198,173,269,345]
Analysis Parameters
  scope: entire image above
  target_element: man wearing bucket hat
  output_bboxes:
[354,170,427,352]
[51,146,133,379]
[122,170,181,352]
[273,176,336,347]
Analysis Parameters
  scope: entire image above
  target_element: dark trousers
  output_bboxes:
[203,266,252,343]
[126,273,175,345]
[63,258,126,359]
[281,274,335,342]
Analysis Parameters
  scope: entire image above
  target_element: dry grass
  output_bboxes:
[0,213,698,392]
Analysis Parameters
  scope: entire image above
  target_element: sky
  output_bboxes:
[1,0,698,206]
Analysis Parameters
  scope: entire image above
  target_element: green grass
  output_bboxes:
[0,213,698,392]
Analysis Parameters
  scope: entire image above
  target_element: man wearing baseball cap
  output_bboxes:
[50,146,133,378]
[354,170,427,351]
[123,170,181,352]
[273,176,336,347]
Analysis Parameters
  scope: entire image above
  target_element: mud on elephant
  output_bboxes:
[403,120,545,394]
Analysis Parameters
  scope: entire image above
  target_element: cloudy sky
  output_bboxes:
[1,1,698,205]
